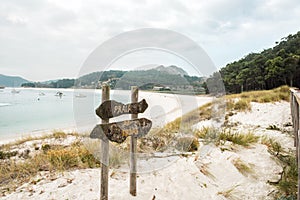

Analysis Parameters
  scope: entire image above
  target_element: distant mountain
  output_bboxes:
[154,65,188,76]
[17,65,205,93]
[75,65,204,92]
[0,74,29,87]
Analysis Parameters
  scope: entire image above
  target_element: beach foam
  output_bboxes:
[0,102,12,107]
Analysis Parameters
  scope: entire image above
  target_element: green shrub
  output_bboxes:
[0,150,17,159]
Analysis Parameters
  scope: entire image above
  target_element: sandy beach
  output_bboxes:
[0,96,295,199]
[0,90,213,145]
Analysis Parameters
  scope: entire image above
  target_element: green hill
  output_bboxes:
[0,74,29,87]
[212,31,300,93]
[76,66,205,92]
[18,65,205,93]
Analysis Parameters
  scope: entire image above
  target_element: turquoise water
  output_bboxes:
[0,88,130,140]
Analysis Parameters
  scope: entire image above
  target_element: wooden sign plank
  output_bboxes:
[95,99,148,120]
[90,118,152,143]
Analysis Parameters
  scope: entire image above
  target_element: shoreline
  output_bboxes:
[0,90,213,145]
[1,99,294,199]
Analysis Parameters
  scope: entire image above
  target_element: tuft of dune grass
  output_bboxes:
[226,85,290,103]
[232,158,254,176]
[194,127,259,147]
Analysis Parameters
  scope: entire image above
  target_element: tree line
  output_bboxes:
[207,31,300,94]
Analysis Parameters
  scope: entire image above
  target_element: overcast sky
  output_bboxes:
[0,0,299,81]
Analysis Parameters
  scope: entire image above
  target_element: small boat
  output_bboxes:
[11,89,20,94]
[75,93,87,98]
[55,91,63,98]
[39,92,45,96]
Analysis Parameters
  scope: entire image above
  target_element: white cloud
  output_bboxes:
[0,0,299,81]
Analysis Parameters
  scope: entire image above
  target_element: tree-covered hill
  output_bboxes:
[0,74,29,87]
[216,31,300,93]
[20,66,205,92]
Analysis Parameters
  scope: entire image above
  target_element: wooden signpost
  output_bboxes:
[96,99,148,120]
[130,86,138,196]
[90,118,152,143]
[90,85,151,199]
[100,84,110,200]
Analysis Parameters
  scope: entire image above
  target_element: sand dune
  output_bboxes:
[1,100,294,200]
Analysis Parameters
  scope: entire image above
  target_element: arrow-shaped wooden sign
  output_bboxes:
[96,99,148,120]
[90,118,152,143]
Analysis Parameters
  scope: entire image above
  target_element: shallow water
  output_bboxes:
[0,87,208,141]
[0,88,130,140]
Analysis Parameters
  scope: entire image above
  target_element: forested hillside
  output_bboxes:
[20,66,204,92]
[0,74,29,87]
[215,31,300,93]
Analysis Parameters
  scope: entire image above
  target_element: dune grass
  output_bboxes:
[217,185,239,200]
[0,85,293,196]
[226,85,290,103]
[0,140,100,193]
[194,127,259,147]
[232,158,254,176]
[0,133,131,195]
[260,136,297,198]
[154,86,290,137]
[0,131,79,150]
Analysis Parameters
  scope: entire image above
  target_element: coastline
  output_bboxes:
[1,99,294,199]
[0,90,213,145]
[0,85,296,199]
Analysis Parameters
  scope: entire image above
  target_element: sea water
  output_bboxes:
[0,88,130,140]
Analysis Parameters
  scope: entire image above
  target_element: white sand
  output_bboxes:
[230,101,291,129]
[120,91,213,127]
[2,100,295,200]
[0,92,212,145]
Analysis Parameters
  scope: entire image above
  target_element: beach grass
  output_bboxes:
[194,127,259,147]
[217,185,239,200]
[260,136,297,198]
[0,85,293,197]
[226,85,290,103]
[232,158,254,176]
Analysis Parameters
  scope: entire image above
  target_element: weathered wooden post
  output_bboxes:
[130,86,138,196]
[290,88,300,200]
[101,84,110,200]
[90,85,151,199]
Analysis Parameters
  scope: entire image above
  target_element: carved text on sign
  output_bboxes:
[96,99,148,120]
[90,118,152,143]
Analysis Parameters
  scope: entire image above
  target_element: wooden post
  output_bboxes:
[130,86,138,196]
[294,103,300,200]
[101,84,110,200]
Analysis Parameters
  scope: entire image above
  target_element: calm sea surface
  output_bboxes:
[0,88,130,140]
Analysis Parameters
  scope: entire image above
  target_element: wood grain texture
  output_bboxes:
[90,118,152,143]
[100,84,109,200]
[96,99,148,119]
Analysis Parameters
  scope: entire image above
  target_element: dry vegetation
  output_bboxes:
[226,85,290,103]
[261,136,297,199]
[0,85,294,198]
[231,158,254,177]
[194,127,259,147]
[217,185,239,200]
[0,136,100,195]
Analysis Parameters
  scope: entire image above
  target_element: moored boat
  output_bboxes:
[11,88,20,93]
